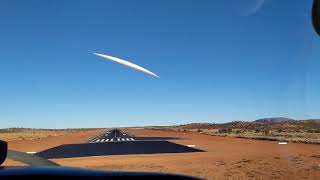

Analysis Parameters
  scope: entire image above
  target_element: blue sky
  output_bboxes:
[0,0,319,128]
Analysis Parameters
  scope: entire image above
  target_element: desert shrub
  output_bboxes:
[235,130,242,134]
[307,129,314,133]
[219,128,232,134]
[263,129,270,135]
[255,129,261,133]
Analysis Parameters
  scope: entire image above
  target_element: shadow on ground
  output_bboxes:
[36,141,204,159]
[132,137,185,141]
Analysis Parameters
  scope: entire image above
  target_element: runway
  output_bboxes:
[36,129,204,159]
[89,129,181,143]
[89,129,136,143]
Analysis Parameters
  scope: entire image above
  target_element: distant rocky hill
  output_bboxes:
[254,117,295,124]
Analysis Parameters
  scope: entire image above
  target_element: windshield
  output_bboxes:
[0,0,319,179]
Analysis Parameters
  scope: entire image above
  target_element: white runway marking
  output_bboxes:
[90,130,137,143]
[279,142,288,145]
[90,132,106,143]
[26,152,37,154]
[187,145,196,147]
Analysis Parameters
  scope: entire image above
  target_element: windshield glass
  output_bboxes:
[0,0,319,179]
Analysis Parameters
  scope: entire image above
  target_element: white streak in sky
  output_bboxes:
[246,0,265,16]
[93,53,160,78]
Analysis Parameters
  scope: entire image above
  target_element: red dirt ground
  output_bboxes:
[3,128,320,179]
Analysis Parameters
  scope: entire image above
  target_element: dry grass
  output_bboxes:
[163,120,320,144]
[0,128,99,141]
[145,126,320,144]
[233,133,320,144]
[179,129,320,144]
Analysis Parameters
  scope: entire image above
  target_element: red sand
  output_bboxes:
[4,128,320,179]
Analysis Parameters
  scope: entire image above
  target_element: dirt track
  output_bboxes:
[3,128,320,179]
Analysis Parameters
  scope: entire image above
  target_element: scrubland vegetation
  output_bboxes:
[154,119,320,144]
[0,128,99,141]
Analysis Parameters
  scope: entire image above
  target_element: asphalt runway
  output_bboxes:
[37,129,204,159]
[89,129,136,143]
[89,129,181,143]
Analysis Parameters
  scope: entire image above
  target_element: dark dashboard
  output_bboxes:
[0,167,201,180]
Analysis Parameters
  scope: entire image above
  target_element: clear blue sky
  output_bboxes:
[0,0,319,128]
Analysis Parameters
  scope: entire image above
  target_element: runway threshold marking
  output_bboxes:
[90,132,106,143]
[90,130,143,143]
